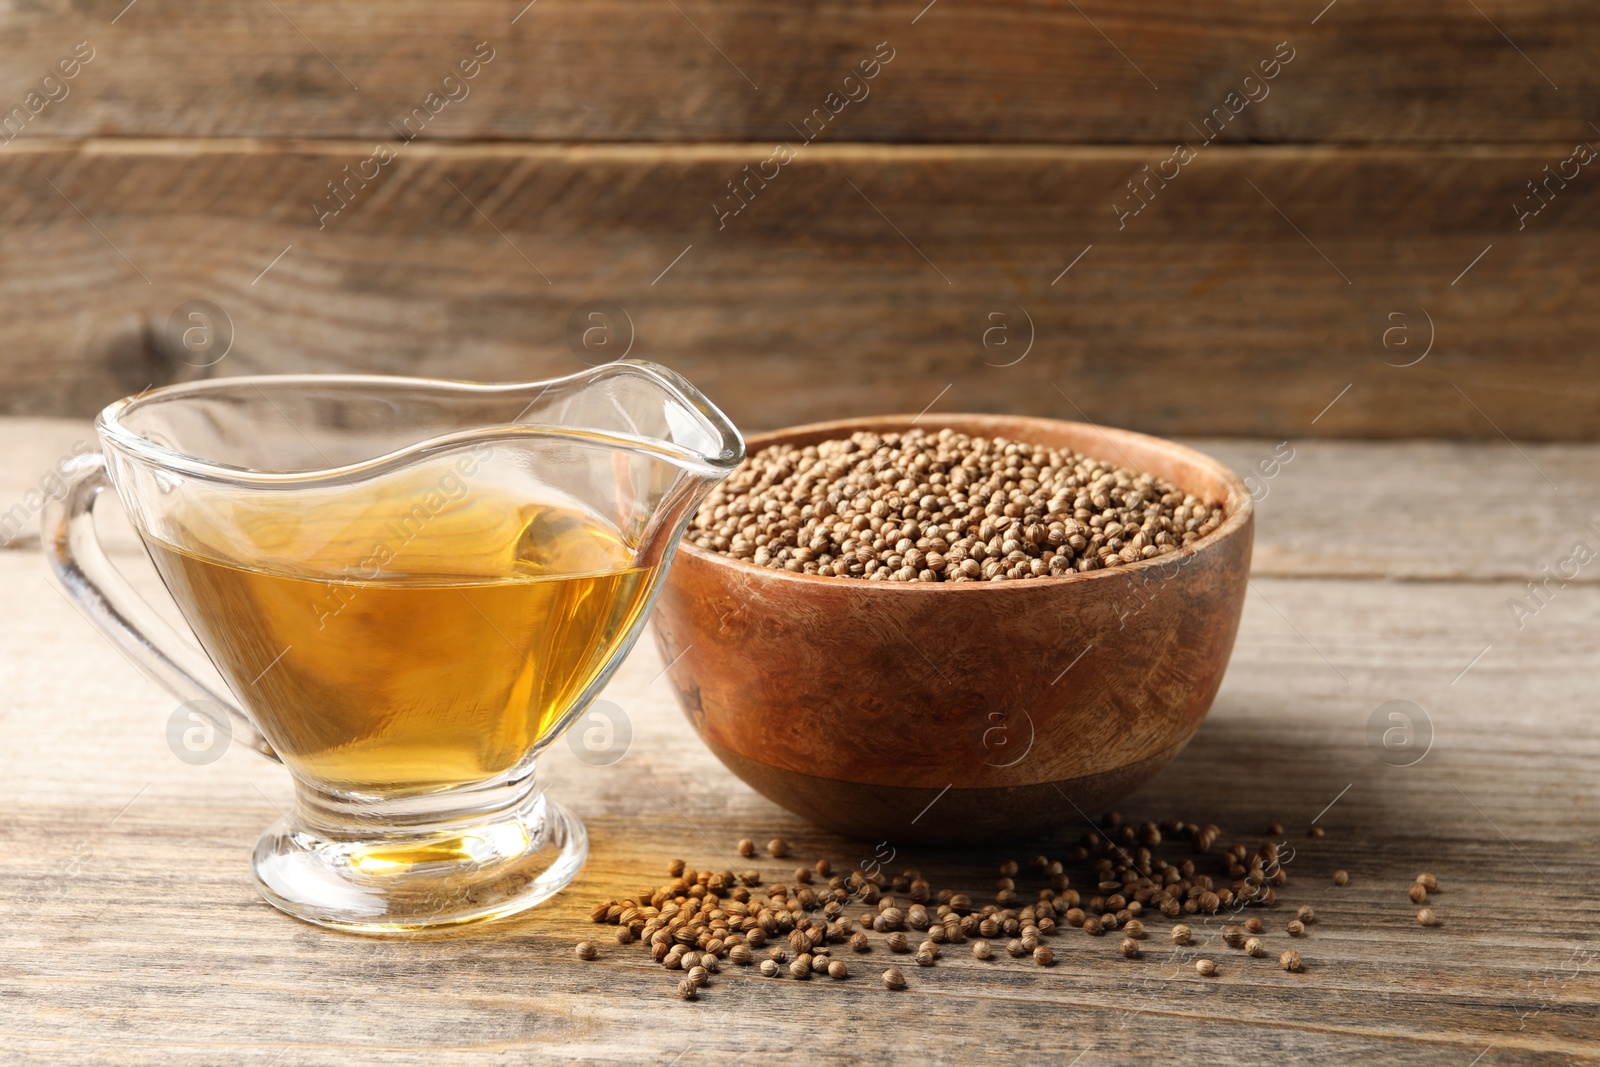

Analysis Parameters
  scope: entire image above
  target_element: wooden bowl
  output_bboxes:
[652,414,1253,842]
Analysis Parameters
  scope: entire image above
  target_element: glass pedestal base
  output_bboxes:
[250,789,587,934]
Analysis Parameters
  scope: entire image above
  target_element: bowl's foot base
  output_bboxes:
[705,738,1190,843]
[250,792,588,934]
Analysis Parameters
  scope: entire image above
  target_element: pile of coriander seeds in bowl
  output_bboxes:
[684,426,1227,582]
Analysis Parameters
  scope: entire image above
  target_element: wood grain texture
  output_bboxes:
[0,141,1595,438]
[1,517,1598,1063]
[0,0,1590,143]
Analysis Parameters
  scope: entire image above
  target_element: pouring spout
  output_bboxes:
[502,360,746,478]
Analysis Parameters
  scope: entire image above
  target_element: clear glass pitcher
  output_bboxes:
[43,361,743,933]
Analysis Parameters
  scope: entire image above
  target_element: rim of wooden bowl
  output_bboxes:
[676,413,1254,591]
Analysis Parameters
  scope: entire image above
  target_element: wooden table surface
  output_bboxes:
[1,420,1596,1066]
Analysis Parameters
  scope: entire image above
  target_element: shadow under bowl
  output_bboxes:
[653,414,1254,843]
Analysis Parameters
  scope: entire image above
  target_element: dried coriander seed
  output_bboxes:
[1416,872,1439,892]
[1119,938,1140,959]
[1006,938,1027,958]
[915,947,936,967]
[1033,946,1055,967]
[1171,924,1193,945]
[788,958,811,980]
[1223,925,1246,948]
[1280,949,1302,972]
[767,838,790,858]
[1244,937,1266,958]
[759,959,779,977]
[1295,905,1316,924]
[1408,882,1428,904]
[1243,917,1263,935]
[688,428,1224,582]
[667,859,686,877]
[885,931,911,953]
[828,960,849,980]
[574,941,600,961]
[850,932,870,953]
[1286,920,1305,937]
[737,838,756,858]
[1124,919,1146,939]
[1417,908,1438,926]
[972,941,993,960]
[1332,870,1349,886]
[882,967,907,990]
[675,979,698,1000]
[1196,959,1217,977]
[685,965,709,987]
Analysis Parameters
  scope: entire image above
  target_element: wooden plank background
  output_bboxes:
[0,0,1591,143]
[0,0,1594,437]
[0,142,1595,437]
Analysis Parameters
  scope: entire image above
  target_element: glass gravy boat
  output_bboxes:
[43,361,743,933]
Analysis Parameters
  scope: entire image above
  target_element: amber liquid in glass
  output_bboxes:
[144,494,652,797]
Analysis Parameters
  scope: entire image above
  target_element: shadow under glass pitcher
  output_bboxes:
[43,360,743,933]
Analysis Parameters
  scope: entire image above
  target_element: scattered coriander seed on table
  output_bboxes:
[886,932,910,953]
[1418,908,1438,926]
[1196,959,1217,977]
[1171,924,1193,945]
[1287,920,1306,937]
[828,960,849,980]
[573,941,598,961]
[1296,905,1317,924]
[1124,919,1146,939]
[1308,826,1325,839]
[882,968,907,990]
[767,838,789,858]
[685,965,708,987]
[1119,938,1140,959]
[788,959,811,980]
[972,941,992,960]
[675,979,698,1001]
[1006,938,1027,958]
[1244,937,1266,958]
[1223,925,1246,948]
[1280,949,1302,972]
[1416,872,1439,892]
[1333,870,1350,886]
[1408,882,1429,904]
[737,838,756,858]
[1034,946,1055,967]
[1243,917,1263,934]
[850,932,869,953]
[759,959,779,977]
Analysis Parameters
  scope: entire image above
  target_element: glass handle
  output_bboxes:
[42,452,280,762]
